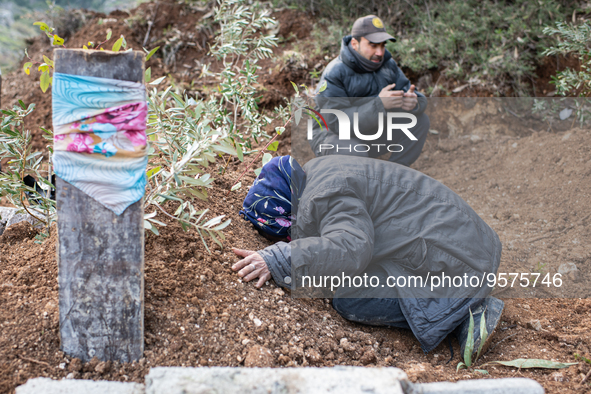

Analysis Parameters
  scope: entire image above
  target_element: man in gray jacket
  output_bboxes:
[234,155,504,359]
[310,15,430,167]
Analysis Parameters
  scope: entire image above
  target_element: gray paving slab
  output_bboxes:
[15,368,546,394]
[409,377,544,393]
[15,377,144,394]
[145,366,408,394]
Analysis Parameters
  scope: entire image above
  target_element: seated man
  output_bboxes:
[309,15,430,167]
[235,155,504,358]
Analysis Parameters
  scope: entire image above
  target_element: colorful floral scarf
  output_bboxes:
[240,156,306,240]
[52,72,147,215]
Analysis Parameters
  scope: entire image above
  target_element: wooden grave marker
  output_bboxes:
[55,48,145,362]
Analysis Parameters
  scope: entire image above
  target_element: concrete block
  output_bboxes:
[145,366,408,394]
[16,377,144,394]
[407,377,544,394]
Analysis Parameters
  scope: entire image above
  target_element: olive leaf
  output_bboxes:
[464,308,475,367]
[490,359,577,369]
[112,36,124,52]
[476,307,488,361]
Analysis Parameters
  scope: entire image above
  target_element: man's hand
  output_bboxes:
[231,248,272,288]
[379,83,418,111]
[401,84,418,111]
[379,83,403,109]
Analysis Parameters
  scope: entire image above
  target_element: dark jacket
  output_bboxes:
[259,156,502,353]
[309,37,429,156]
[317,36,427,115]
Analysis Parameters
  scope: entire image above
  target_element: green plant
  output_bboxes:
[531,97,591,128]
[228,80,324,192]
[278,0,577,96]
[0,101,55,242]
[456,306,578,373]
[535,261,547,274]
[207,0,278,150]
[144,82,237,250]
[389,0,573,96]
[574,353,591,365]
[543,21,591,97]
[23,22,134,92]
[457,307,489,371]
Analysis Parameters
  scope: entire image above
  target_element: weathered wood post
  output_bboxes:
[55,49,145,362]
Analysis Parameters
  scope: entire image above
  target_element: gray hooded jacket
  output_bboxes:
[259,156,502,353]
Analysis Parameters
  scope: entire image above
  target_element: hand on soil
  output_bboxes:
[232,248,272,288]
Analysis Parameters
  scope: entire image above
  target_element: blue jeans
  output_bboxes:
[331,264,411,329]
[332,297,411,329]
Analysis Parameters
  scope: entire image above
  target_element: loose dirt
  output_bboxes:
[0,3,589,394]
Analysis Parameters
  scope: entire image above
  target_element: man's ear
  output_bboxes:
[351,37,359,51]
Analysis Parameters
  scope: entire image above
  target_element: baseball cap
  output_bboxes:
[351,15,396,43]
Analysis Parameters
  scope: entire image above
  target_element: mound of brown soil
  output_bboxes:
[0,222,39,244]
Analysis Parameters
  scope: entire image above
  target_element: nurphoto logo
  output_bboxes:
[307,109,418,154]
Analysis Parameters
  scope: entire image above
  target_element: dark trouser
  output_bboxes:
[332,297,411,329]
[331,263,486,352]
[331,264,411,329]
[311,113,430,167]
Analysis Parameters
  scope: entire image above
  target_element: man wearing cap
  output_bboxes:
[310,15,430,167]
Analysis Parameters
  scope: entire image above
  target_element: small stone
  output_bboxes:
[360,349,377,365]
[244,345,274,367]
[65,372,75,379]
[68,358,83,372]
[522,304,530,310]
[305,348,322,365]
[95,360,111,374]
[527,319,542,331]
[86,356,100,372]
[283,307,289,313]
[470,135,481,142]
[550,372,564,382]
[558,262,579,281]
[273,288,285,296]
[406,362,430,381]
[253,318,262,327]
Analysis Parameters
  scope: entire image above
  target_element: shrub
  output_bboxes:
[543,21,591,97]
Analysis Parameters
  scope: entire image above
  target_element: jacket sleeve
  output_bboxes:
[258,189,375,290]
[258,241,293,289]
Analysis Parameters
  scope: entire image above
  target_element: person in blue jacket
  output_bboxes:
[233,155,504,360]
[310,15,430,167]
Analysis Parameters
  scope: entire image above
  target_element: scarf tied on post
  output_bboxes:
[52,72,148,215]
